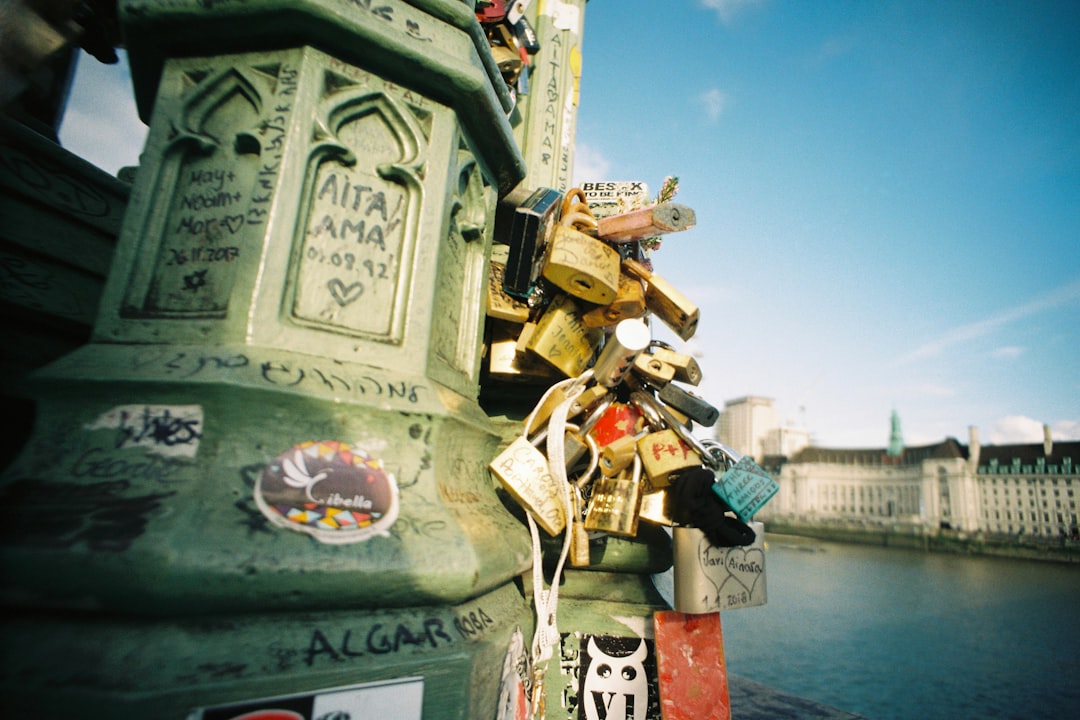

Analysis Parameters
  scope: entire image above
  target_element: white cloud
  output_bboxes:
[571,141,611,185]
[699,88,728,123]
[912,383,956,398]
[1050,420,1080,441]
[990,417,1080,444]
[699,0,767,25]
[893,277,1080,365]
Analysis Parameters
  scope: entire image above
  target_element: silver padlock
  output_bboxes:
[672,522,767,614]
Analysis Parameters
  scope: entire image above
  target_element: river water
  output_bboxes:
[691,533,1080,719]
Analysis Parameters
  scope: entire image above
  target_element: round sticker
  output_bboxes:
[255,441,399,544]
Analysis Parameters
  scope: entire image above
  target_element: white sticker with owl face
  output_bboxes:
[575,635,660,720]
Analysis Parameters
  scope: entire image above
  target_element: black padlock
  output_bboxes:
[658,382,719,427]
[504,187,562,298]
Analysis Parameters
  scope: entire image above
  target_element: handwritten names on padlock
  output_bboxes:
[542,225,621,305]
[489,437,566,535]
[526,294,602,377]
[711,457,780,521]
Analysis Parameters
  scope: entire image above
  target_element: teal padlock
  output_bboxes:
[707,447,779,521]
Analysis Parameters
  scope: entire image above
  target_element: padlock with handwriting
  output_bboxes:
[672,522,767,613]
[525,293,603,377]
[583,463,643,537]
[489,436,566,535]
[541,225,621,305]
[637,428,701,488]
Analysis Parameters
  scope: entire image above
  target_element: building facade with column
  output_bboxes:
[761,424,1080,540]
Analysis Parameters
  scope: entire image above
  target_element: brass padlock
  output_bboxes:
[636,427,701,488]
[599,432,642,477]
[583,457,643,537]
[632,352,676,386]
[487,258,530,323]
[485,320,559,382]
[525,294,603,377]
[527,384,609,436]
[541,225,621,305]
[622,257,699,341]
[648,345,702,385]
[638,487,675,526]
[489,436,567,535]
[580,272,648,328]
[570,487,591,567]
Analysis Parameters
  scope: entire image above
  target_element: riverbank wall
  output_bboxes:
[764,521,1080,564]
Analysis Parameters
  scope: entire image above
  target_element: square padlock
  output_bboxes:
[672,522,767,614]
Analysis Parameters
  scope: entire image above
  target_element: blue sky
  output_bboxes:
[60,0,1079,449]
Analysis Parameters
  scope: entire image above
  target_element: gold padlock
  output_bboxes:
[622,257,699,341]
[526,384,609,436]
[638,487,675,526]
[487,260,530,323]
[570,487,591,567]
[648,345,702,385]
[542,225,621,305]
[599,433,640,477]
[489,436,566,535]
[580,272,648,328]
[584,458,643,537]
[486,321,559,382]
[632,352,676,386]
[525,294,603,377]
[636,427,701,488]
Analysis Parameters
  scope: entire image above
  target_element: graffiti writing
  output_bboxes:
[304,619,453,666]
[114,406,202,449]
[0,478,176,552]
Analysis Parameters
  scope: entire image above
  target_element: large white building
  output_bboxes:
[718,396,809,462]
[760,425,1080,540]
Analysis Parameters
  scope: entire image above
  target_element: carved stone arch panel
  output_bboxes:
[289,89,426,342]
[430,141,492,382]
[122,65,270,318]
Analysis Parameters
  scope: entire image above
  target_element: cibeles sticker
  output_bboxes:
[255,441,399,543]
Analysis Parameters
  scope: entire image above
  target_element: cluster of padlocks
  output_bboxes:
[483,182,779,717]
[475,0,539,101]
[483,179,779,586]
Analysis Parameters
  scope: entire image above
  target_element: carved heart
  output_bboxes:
[223,214,245,234]
[327,278,364,306]
[699,539,764,601]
